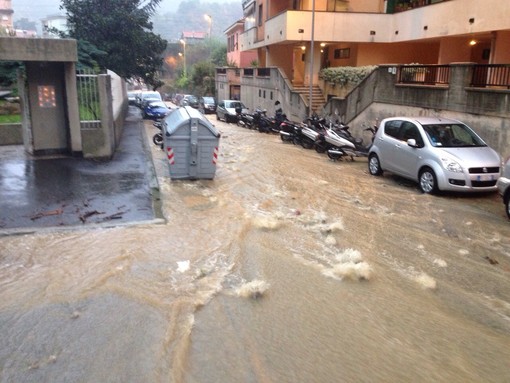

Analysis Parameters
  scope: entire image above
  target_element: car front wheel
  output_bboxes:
[368,154,383,176]
[419,167,438,194]
[505,194,510,219]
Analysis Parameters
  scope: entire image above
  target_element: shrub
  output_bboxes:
[319,66,377,87]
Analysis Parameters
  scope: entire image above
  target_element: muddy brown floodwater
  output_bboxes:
[1,116,510,383]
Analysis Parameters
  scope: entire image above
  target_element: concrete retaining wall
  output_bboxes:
[326,64,510,159]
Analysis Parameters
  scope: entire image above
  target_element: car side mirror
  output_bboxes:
[407,138,418,147]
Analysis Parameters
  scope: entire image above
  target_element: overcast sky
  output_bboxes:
[12,0,187,21]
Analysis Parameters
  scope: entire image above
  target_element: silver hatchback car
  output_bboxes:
[368,117,502,194]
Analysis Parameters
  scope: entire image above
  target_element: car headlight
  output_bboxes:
[440,157,463,172]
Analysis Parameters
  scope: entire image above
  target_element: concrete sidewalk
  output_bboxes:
[0,106,163,235]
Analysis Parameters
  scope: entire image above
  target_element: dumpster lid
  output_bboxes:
[164,106,220,137]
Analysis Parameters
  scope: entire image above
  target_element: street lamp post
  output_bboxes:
[179,38,187,77]
[308,0,315,117]
[204,14,212,38]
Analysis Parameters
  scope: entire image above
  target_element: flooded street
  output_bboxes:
[1,116,510,382]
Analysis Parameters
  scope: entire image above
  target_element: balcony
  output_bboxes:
[391,0,448,13]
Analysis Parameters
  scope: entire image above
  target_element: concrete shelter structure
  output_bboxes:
[0,37,81,156]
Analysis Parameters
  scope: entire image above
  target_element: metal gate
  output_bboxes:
[76,69,101,129]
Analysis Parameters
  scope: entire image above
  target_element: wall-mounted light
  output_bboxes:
[423,25,428,30]
[469,18,475,24]
[301,45,306,51]
[370,30,376,35]
[469,39,477,46]
[395,30,399,35]
[298,28,304,33]
[320,42,326,47]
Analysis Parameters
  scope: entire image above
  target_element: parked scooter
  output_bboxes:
[336,122,378,159]
[279,119,305,144]
[235,106,255,129]
[152,119,164,149]
[253,108,277,133]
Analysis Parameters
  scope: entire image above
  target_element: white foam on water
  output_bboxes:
[433,258,447,268]
[414,272,437,290]
[236,279,270,299]
[252,215,281,230]
[323,261,373,281]
[458,249,470,255]
[322,248,373,281]
[325,235,337,246]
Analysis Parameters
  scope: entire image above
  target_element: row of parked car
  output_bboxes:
[222,106,510,220]
[171,94,217,115]
[128,90,218,120]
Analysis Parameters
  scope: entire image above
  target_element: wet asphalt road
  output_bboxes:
[0,107,161,234]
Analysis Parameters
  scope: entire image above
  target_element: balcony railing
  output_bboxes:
[471,65,510,89]
[396,64,510,89]
[397,65,450,86]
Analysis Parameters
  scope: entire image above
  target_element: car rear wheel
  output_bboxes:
[368,154,383,176]
[419,167,438,194]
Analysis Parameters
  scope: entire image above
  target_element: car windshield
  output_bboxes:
[228,101,245,109]
[423,123,487,148]
[203,97,214,103]
[148,101,167,108]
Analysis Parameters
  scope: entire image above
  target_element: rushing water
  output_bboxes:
[1,118,510,382]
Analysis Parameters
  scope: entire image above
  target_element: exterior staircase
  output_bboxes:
[292,84,327,114]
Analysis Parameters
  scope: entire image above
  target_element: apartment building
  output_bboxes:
[0,0,13,34]
[237,0,510,86]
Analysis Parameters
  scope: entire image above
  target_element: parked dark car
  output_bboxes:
[198,96,216,114]
[180,94,199,109]
[143,101,171,120]
[128,91,140,105]
[136,91,162,109]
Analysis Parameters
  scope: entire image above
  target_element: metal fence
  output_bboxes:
[76,69,101,129]
[397,64,510,89]
[397,65,450,85]
[471,65,510,88]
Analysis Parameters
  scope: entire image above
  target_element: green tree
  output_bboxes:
[0,62,23,87]
[191,61,216,96]
[61,0,167,89]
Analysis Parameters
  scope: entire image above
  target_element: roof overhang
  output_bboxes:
[0,37,77,62]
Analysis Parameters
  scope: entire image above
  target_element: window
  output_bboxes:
[400,122,423,146]
[384,120,402,139]
[334,48,350,59]
[258,4,263,26]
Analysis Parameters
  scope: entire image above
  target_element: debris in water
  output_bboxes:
[79,210,104,223]
[484,256,499,265]
[30,209,63,220]
[71,310,80,319]
[177,260,190,273]
[102,211,125,221]
[253,215,280,230]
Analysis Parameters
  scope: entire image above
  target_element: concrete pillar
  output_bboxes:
[65,62,82,155]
